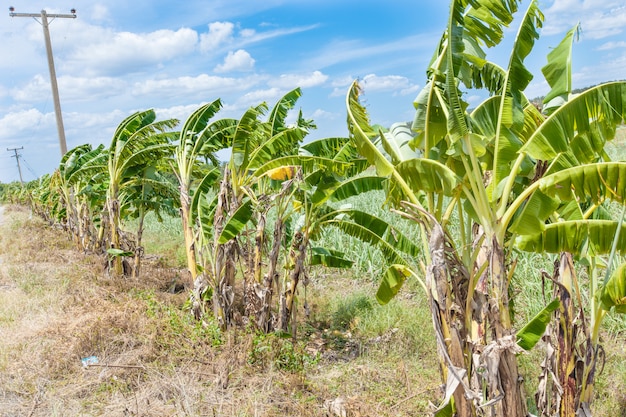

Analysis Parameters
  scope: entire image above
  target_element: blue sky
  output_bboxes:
[1,0,625,183]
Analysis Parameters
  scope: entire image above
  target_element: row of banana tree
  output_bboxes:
[4,88,418,337]
[343,0,626,415]
[3,0,625,413]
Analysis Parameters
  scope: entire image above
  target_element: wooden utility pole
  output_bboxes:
[7,147,24,184]
[9,7,77,156]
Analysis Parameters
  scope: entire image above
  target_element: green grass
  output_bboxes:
[123,212,187,267]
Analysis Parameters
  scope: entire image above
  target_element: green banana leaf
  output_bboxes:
[376,264,413,305]
[541,24,579,113]
[600,263,626,314]
[217,198,254,244]
[516,220,626,255]
[309,247,354,269]
[516,299,560,350]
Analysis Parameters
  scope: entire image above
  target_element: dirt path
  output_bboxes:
[0,206,6,281]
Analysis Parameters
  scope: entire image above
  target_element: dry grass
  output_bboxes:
[0,205,440,417]
[2,203,624,416]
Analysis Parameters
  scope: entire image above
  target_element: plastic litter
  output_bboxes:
[81,356,99,368]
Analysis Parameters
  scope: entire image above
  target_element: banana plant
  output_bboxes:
[66,144,109,252]
[208,88,314,328]
[106,109,178,276]
[56,144,103,250]
[346,0,626,415]
[173,99,236,296]
[215,133,420,334]
[119,165,179,278]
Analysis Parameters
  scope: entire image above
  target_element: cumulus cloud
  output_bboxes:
[268,71,329,89]
[67,27,198,76]
[331,76,356,88]
[132,74,262,99]
[228,87,283,110]
[214,50,255,73]
[200,22,235,52]
[310,108,336,120]
[0,108,51,139]
[542,0,626,39]
[10,75,128,104]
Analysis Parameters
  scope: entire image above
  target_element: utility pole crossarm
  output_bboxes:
[10,12,77,19]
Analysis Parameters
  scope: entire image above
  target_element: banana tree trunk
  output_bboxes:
[211,169,237,329]
[255,216,283,332]
[478,235,527,416]
[180,184,198,282]
[426,219,473,416]
[108,195,124,277]
[277,230,308,333]
[244,210,267,319]
[554,253,578,415]
[180,182,210,320]
[97,207,109,253]
[426,218,527,416]
[132,207,146,279]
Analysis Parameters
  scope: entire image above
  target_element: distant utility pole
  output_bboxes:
[9,7,77,156]
[7,147,24,184]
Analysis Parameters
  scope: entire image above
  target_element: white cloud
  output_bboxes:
[67,27,198,76]
[10,75,49,103]
[240,29,256,38]
[0,108,50,139]
[200,22,235,52]
[542,0,626,39]
[310,108,336,120]
[229,87,283,110]
[132,74,263,99]
[360,74,419,96]
[11,75,128,103]
[214,50,255,73]
[574,52,626,85]
[331,76,356,88]
[268,71,329,89]
[155,103,210,122]
[597,41,626,51]
[199,22,318,53]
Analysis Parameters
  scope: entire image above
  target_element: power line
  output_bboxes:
[21,157,39,179]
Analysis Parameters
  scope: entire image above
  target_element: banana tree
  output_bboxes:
[173,99,236,297]
[68,145,109,252]
[216,133,419,333]
[346,0,626,415]
[57,144,108,251]
[106,109,178,276]
[207,88,314,328]
[57,146,88,244]
[119,165,179,278]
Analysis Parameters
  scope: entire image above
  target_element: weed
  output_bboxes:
[331,293,373,330]
[248,332,318,372]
